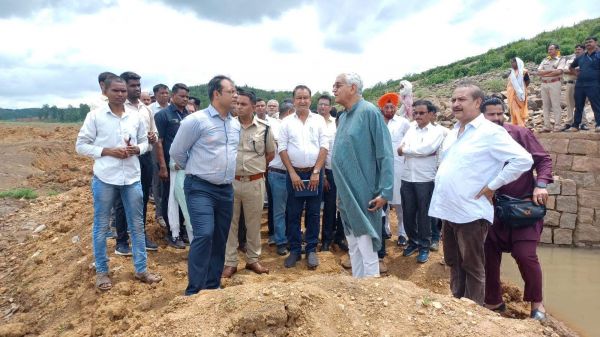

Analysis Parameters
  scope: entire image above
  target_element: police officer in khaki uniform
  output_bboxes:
[562,44,588,130]
[222,89,275,278]
[537,43,565,132]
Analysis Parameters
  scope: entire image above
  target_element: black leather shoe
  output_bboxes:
[580,124,589,131]
[490,303,506,313]
[284,252,301,268]
[320,242,331,252]
[306,252,319,269]
[334,240,349,252]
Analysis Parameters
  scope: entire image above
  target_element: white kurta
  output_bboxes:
[386,115,410,205]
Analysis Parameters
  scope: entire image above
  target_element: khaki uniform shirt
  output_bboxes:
[236,117,276,175]
[562,54,578,81]
[537,56,564,81]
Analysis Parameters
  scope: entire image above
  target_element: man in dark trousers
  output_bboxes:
[170,75,240,295]
[154,83,190,248]
[567,36,600,132]
[481,97,552,321]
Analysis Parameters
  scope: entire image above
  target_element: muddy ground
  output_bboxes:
[0,122,578,336]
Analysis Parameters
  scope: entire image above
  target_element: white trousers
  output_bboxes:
[385,204,406,237]
[346,233,380,278]
[167,166,179,236]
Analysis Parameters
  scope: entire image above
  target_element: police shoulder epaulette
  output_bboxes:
[256,118,269,126]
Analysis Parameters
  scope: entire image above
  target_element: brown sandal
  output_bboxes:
[96,273,112,291]
[135,271,162,284]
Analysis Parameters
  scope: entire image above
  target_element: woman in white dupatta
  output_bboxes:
[397,80,414,120]
[506,57,530,126]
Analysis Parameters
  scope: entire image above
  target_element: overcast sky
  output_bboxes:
[1,0,598,109]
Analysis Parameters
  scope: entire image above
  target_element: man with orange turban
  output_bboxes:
[377,92,410,272]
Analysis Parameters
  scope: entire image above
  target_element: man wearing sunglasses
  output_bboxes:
[398,100,446,264]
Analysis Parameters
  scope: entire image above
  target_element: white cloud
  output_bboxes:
[0,0,599,108]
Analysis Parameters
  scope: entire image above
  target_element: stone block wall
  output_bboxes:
[538,132,600,247]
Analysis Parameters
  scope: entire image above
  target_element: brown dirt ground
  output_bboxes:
[0,123,578,336]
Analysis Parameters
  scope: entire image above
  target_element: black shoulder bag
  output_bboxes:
[495,194,546,228]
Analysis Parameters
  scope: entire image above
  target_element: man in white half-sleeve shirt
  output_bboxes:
[429,82,533,306]
[76,76,161,291]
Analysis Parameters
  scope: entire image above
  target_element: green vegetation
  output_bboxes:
[362,17,600,101]
[0,188,37,199]
[188,84,294,111]
[47,190,60,197]
[0,104,90,122]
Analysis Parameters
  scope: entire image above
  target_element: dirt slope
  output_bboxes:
[0,123,575,337]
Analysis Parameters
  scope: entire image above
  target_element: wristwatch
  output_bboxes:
[312,169,319,175]
[535,181,547,188]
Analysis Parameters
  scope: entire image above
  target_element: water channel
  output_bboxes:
[501,245,600,337]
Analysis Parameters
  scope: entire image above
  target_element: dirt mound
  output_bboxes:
[132,275,549,337]
[0,123,88,193]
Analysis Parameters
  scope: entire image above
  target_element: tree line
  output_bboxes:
[0,104,91,122]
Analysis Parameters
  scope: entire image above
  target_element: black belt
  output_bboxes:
[293,166,314,173]
[564,80,575,84]
[268,167,286,174]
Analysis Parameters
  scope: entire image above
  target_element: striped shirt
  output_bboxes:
[169,105,241,185]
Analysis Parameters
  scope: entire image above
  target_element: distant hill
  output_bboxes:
[2,17,598,120]
[361,17,600,102]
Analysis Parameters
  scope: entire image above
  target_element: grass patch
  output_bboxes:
[482,78,506,93]
[47,189,60,196]
[0,188,37,199]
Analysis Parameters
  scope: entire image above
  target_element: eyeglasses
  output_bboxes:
[318,103,330,107]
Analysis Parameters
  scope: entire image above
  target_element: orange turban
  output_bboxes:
[377,92,400,109]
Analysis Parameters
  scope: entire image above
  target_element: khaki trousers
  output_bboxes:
[224,177,265,266]
[541,81,562,128]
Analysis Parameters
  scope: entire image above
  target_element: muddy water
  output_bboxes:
[501,246,600,337]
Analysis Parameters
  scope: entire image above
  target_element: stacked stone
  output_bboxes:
[538,132,600,247]
[542,176,577,245]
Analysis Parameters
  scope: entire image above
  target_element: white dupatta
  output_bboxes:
[509,57,526,102]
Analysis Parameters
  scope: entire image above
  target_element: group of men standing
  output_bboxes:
[76,69,552,321]
[534,36,600,132]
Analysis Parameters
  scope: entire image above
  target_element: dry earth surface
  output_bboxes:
[0,122,579,336]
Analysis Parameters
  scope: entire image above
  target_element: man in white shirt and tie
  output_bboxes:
[429,82,533,305]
